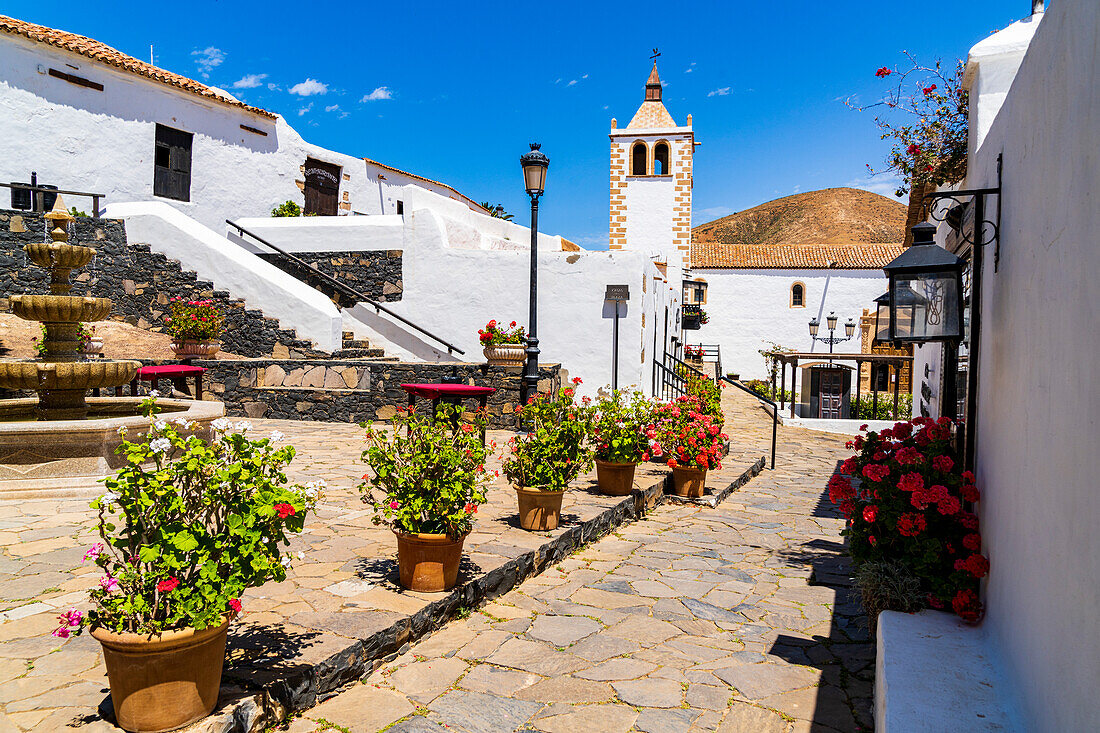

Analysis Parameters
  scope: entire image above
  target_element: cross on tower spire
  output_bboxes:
[650,47,661,63]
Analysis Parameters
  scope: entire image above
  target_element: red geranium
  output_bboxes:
[156,577,179,593]
[274,503,296,519]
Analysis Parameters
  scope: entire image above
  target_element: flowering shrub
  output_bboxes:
[33,323,95,356]
[503,379,593,490]
[649,395,727,471]
[53,398,319,637]
[360,403,491,538]
[164,298,223,341]
[684,345,705,360]
[828,417,987,621]
[684,373,723,426]
[478,319,526,347]
[591,389,657,464]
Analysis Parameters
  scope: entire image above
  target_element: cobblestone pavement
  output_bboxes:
[0,391,764,731]
[283,390,873,733]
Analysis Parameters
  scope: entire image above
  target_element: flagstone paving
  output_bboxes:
[282,390,874,733]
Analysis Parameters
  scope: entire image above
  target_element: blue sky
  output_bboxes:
[10,1,1025,248]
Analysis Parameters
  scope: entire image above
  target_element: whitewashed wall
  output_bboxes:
[361,160,485,216]
[689,268,889,379]
[0,34,475,233]
[949,3,1099,730]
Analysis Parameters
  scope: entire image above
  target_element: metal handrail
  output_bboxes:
[226,219,464,355]
[721,376,777,470]
[685,342,722,378]
[1,182,105,217]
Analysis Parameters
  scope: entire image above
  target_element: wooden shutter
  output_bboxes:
[154,124,193,201]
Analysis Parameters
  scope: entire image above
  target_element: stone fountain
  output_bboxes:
[0,196,223,497]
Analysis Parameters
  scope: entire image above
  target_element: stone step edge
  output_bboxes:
[175,456,769,733]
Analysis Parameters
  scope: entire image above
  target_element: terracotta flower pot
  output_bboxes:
[515,485,565,531]
[170,339,220,360]
[671,465,707,498]
[394,529,466,592]
[595,459,637,496]
[483,344,526,367]
[91,616,231,733]
[81,336,104,358]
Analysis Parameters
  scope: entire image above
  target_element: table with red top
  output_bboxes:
[400,383,497,441]
[118,365,206,399]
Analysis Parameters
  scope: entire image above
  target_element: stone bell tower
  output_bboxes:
[608,58,694,264]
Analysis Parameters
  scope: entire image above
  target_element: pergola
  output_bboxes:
[764,351,914,419]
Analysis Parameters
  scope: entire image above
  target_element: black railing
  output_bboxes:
[684,342,722,378]
[1,182,105,217]
[652,350,707,401]
[226,219,464,356]
[721,376,777,470]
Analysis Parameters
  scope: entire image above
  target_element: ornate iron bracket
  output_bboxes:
[920,153,1004,270]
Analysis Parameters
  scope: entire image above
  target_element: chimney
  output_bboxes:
[1032,0,1044,14]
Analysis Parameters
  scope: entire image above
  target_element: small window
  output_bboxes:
[631,142,648,176]
[153,124,193,202]
[790,282,805,308]
[396,200,404,215]
[654,142,670,175]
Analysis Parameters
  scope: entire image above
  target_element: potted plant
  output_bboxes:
[79,323,103,357]
[360,403,491,592]
[503,378,592,530]
[165,297,223,360]
[651,397,727,498]
[591,390,658,496]
[684,344,705,366]
[478,319,526,367]
[53,399,319,733]
[827,417,988,628]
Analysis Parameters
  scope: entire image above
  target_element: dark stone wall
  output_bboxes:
[257,250,402,303]
[0,209,323,358]
[189,359,561,428]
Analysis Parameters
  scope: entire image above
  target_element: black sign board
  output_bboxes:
[605,284,630,301]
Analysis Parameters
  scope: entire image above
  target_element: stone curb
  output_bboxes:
[178,457,768,732]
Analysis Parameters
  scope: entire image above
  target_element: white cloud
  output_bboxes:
[298,103,313,116]
[685,62,697,73]
[232,73,267,89]
[325,104,340,112]
[845,175,905,198]
[289,78,329,96]
[554,78,562,84]
[696,205,734,222]
[267,82,281,91]
[567,79,577,86]
[582,73,589,79]
[707,87,731,97]
[360,86,393,102]
[191,47,225,78]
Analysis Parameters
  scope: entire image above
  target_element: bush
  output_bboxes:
[164,298,223,341]
[744,379,793,403]
[477,319,526,347]
[53,400,320,637]
[503,380,592,489]
[271,200,302,217]
[591,389,656,464]
[853,393,913,420]
[360,403,491,539]
[827,418,987,621]
[649,395,727,471]
[855,561,924,634]
[684,373,723,425]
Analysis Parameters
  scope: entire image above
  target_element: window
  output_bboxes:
[396,200,404,215]
[790,282,805,308]
[654,142,670,175]
[631,142,648,176]
[153,124,193,202]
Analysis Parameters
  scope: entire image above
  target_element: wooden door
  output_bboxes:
[818,368,844,419]
[304,158,341,216]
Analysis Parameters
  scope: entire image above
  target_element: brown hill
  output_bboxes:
[692,187,906,246]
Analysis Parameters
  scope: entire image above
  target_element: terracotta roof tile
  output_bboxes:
[0,15,276,119]
[689,241,904,269]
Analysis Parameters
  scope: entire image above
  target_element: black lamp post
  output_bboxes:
[519,143,549,404]
[808,311,856,354]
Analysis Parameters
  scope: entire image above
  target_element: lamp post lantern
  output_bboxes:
[882,221,965,344]
[808,311,856,354]
[519,143,549,404]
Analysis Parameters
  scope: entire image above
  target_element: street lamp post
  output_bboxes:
[519,143,549,405]
[808,312,856,355]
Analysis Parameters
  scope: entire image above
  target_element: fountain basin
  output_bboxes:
[0,397,225,498]
[0,360,139,390]
[9,294,113,323]
[25,241,95,270]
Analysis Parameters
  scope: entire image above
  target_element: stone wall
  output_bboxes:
[192,359,561,428]
[257,250,402,304]
[0,209,322,358]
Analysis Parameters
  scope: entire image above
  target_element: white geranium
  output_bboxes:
[149,437,172,454]
[117,426,128,437]
[148,389,161,399]
[154,420,168,432]
[234,420,253,433]
[269,430,285,443]
[211,417,231,432]
[100,491,119,508]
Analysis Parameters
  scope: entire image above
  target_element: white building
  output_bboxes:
[0,14,488,233]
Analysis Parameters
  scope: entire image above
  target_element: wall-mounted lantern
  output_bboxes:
[883,221,965,344]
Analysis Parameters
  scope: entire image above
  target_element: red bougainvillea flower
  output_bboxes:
[228,598,242,614]
[274,503,296,519]
[157,577,180,593]
[862,505,879,523]
[875,66,892,77]
[897,512,927,537]
[952,588,982,622]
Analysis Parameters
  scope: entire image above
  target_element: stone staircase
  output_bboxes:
[331,330,391,360]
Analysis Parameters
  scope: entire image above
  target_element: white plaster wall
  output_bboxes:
[229,215,405,254]
[954,3,1100,729]
[0,34,447,232]
[362,160,484,217]
[624,178,674,257]
[689,269,889,380]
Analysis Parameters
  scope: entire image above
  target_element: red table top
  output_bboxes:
[136,365,206,377]
[400,383,496,399]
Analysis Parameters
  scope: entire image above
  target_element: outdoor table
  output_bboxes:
[400,383,496,442]
[118,364,206,400]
